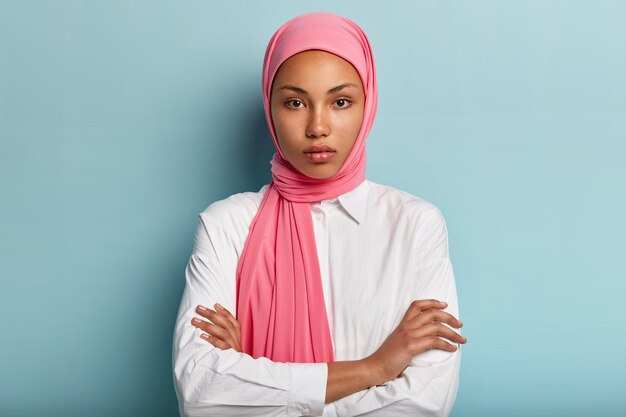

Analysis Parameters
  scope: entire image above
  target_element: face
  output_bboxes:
[270,50,365,179]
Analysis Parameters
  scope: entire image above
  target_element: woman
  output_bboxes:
[173,12,466,417]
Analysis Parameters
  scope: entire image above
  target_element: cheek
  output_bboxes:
[273,118,301,159]
[343,111,364,153]
[274,120,292,146]
[271,109,289,147]
[336,110,364,138]
[274,111,305,144]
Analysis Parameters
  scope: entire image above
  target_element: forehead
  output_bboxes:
[272,50,363,90]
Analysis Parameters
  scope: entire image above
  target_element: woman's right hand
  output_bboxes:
[365,299,466,385]
[191,304,242,352]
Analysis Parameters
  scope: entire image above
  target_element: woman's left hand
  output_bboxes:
[191,304,242,352]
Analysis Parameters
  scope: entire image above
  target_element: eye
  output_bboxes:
[334,98,352,109]
[286,99,304,109]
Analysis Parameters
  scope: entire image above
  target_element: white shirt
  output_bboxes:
[173,180,461,417]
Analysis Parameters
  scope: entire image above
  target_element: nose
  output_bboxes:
[306,107,330,138]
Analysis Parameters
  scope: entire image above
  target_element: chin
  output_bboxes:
[299,166,339,180]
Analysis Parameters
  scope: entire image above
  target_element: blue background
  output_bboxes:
[1,1,625,416]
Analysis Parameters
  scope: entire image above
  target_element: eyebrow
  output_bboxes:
[279,82,360,95]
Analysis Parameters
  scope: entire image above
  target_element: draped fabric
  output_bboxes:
[236,12,378,363]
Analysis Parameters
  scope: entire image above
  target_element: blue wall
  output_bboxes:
[1,1,624,416]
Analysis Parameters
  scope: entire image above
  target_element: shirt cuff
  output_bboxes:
[287,362,327,416]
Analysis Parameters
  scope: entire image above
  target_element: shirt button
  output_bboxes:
[315,214,322,221]
[301,407,310,415]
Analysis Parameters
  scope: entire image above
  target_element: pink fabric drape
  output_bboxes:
[236,12,378,363]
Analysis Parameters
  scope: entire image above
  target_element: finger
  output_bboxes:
[191,317,217,334]
[200,333,234,351]
[412,336,459,354]
[215,304,239,329]
[403,299,448,321]
[215,304,242,348]
[196,306,241,348]
[191,318,237,347]
[411,309,463,329]
[195,305,216,320]
[209,306,241,351]
[191,319,230,342]
[197,305,230,329]
[197,304,239,339]
[215,303,235,319]
[413,323,467,344]
[213,304,239,332]
[214,304,241,350]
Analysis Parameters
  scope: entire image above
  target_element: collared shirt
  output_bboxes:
[173,180,461,417]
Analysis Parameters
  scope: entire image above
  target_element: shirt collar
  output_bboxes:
[335,179,369,224]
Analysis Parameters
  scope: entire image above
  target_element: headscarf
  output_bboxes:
[236,11,377,363]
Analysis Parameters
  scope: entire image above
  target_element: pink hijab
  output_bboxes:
[236,12,377,363]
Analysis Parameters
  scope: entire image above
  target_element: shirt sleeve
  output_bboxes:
[327,208,462,417]
[172,215,328,417]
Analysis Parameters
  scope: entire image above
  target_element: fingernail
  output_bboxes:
[440,301,447,306]
[191,318,200,324]
[215,303,223,310]
[200,333,210,340]
[197,305,207,311]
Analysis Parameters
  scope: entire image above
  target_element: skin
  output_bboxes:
[270,49,365,179]
[191,50,467,403]
[192,301,466,402]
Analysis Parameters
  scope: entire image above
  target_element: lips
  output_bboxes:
[303,145,337,163]
[304,145,336,154]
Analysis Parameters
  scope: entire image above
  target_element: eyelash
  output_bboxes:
[285,98,352,109]
[285,99,304,109]
[334,98,352,109]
